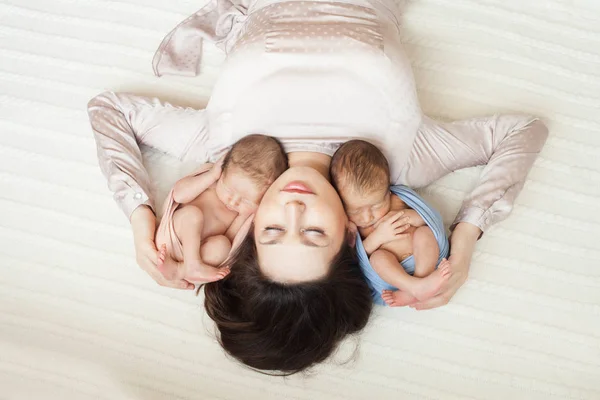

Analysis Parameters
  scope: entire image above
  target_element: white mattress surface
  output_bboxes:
[1,0,599,399]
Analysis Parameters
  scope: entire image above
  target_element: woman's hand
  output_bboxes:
[410,222,480,310]
[131,206,194,290]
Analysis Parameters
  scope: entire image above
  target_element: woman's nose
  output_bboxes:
[285,201,306,229]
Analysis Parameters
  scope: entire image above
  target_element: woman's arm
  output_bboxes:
[410,222,480,310]
[396,115,549,309]
[88,91,210,219]
[399,115,548,233]
[88,92,212,289]
[131,206,194,290]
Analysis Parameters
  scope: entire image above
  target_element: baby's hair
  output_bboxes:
[330,139,390,195]
[222,134,288,190]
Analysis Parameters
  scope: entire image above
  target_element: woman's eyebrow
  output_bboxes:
[301,237,325,248]
[259,239,281,245]
[259,238,327,248]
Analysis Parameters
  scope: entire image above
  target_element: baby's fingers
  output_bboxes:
[391,216,410,228]
[381,210,403,223]
[390,211,405,222]
[394,224,411,233]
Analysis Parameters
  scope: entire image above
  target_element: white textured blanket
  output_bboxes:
[1,1,599,399]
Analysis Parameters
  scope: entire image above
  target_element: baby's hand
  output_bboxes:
[372,211,411,246]
[210,154,226,179]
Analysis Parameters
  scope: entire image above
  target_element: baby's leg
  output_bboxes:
[371,249,451,304]
[412,226,439,278]
[200,235,231,267]
[381,290,418,307]
[371,249,417,306]
[169,205,229,283]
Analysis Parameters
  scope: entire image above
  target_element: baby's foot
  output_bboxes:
[184,260,230,284]
[382,290,418,307]
[157,244,184,280]
[410,259,451,301]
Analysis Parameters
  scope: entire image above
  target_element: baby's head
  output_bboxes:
[330,140,391,228]
[216,134,288,216]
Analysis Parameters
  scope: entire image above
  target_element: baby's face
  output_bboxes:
[215,167,265,216]
[340,187,391,229]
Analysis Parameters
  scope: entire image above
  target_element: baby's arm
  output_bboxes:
[362,232,383,255]
[172,161,221,204]
[362,211,411,255]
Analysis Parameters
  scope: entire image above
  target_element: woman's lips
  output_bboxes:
[282,181,314,195]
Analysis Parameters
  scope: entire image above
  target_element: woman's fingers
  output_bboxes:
[178,280,196,290]
[162,278,195,290]
[410,293,449,310]
[411,265,466,310]
[155,270,194,290]
[139,247,194,290]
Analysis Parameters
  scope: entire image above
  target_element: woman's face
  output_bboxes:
[254,167,349,283]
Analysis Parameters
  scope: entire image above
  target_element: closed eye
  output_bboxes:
[303,228,324,235]
[264,226,285,232]
[259,226,329,247]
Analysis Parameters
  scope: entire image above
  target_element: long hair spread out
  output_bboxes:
[204,230,373,375]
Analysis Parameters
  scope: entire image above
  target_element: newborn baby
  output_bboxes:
[331,140,451,306]
[156,134,288,283]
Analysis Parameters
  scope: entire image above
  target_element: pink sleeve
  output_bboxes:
[87,92,210,219]
[398,115,549,234]
[152,0,253,77]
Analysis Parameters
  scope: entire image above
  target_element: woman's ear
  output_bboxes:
[346,221,358,248]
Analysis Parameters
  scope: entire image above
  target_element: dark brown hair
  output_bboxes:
[222,134,288,191]
[330,140,390,195]
[204,230,373,375]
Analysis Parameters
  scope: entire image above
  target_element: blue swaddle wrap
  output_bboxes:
[355,185,450,305]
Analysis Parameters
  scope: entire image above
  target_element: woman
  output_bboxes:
[88,0,548,373]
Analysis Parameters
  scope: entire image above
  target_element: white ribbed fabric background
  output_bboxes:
[1,0,599,399]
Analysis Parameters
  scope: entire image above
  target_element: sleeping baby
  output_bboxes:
[156,134,288,283]
[330,140,451,306]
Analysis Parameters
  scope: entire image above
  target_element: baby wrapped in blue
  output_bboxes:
[356,185,450,305]
[331,140,450,307]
